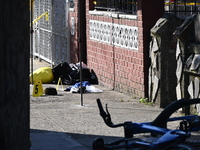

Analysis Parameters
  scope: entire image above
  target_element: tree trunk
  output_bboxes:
[0,1,30,150]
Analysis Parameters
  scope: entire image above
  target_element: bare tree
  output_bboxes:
[0,1,30,149]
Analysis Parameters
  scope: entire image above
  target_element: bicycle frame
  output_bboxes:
[94,98,200,149]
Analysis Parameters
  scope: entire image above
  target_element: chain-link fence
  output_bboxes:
[33,0,70,65]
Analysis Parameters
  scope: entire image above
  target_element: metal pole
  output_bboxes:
[30,0,34,84]
[78,0,83,106]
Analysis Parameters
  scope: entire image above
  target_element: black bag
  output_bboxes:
[89,69,98,84]
[44,87,57,95]
[52,62,72,82]
[60,74,79,85]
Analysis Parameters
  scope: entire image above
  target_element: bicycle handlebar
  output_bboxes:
[97,98,124,128]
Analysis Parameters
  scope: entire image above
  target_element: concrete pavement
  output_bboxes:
[30,130,87,150]
[30,58,164,150]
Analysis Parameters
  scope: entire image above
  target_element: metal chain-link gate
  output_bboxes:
[33,0,70,65]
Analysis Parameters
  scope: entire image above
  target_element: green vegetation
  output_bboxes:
[139,98,154,106]
[119,99,131,102]
[119,99,124,102]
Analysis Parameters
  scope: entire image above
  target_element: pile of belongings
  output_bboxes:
[30,61,98,85]
[65,81,103,93]
[52,62,98,85]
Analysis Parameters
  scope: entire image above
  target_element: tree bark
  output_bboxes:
[0,1,30,149]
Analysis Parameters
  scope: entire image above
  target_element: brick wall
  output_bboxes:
[85,0,144,98]
[70,0,164,99]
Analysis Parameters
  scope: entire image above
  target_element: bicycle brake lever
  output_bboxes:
[105,104,113,124]
[97,99,113,125]
[97,99,107,117]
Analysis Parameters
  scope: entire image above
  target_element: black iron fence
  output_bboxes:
[165,0,200,16]
[94,0,137,15]
[94,1,200,16]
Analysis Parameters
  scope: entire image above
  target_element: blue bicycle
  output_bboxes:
[93,98,200,150]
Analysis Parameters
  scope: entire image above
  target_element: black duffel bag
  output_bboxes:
[52,62,72,82]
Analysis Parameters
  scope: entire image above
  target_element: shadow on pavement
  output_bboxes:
[30,129,123,150]
[68,132,124,150]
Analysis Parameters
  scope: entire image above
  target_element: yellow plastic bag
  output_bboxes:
[30,67,54,84]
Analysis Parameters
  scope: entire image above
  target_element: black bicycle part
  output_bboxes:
[101,138,150,150]
[152,98,200,147]
[95,98,200,149]
[97,99,134,138]
[93,138,105,150]
[96,98,124,128]
[164,143,195,150]
[179,120,190,132]
[188,116,200,129]
[94,138,195,150]
[152,98,200,128]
